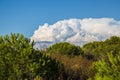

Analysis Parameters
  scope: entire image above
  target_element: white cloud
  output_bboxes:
[31,18,120,47]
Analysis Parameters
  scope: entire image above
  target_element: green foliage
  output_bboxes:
[89,51,120,80]
[1,33,120,80]
[0,33,63,80]
[105,36,120,44]
[47,42,84,56]
[83,36,120,60]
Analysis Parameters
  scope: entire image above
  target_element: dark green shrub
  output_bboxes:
[0,33,63,80]
[47,42,84,56]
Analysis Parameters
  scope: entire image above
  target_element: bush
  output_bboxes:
[82,36,120,60]
[47,42,84,56]
[0,33,63,80]
[89,51,120,80]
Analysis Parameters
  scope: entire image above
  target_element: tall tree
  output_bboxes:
[0,33,63,80]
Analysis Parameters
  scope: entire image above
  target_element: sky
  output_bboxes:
[0,0,120,37]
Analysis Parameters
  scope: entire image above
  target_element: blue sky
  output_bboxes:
[0,0,120,37]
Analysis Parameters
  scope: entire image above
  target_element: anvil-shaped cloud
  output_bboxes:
[31,18,120,48]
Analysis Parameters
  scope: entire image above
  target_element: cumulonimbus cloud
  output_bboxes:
[31,18,120,47]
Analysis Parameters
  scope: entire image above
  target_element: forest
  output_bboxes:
[0,33,120,80]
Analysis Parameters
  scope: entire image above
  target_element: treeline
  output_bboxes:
[0,33,120,80]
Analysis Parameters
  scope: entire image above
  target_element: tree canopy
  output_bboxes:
[0,33,120,80]
[47,42,84,56]
[0,33,63,80]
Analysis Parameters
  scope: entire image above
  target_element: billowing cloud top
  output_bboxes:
[31,18,120,46]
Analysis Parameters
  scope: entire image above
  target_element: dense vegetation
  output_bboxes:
[0,34,63,80]
[47,42,84,56]
[0,33,120,80]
